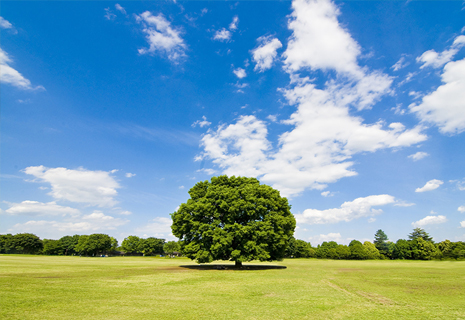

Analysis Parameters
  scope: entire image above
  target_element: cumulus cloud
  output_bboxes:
[294,194,396,225]
[213,16,239,42]
[458,206,465,213]
[213,28,232,42]
[283,0,361,75]
[309,232,342,244]
[461,221,465,228]
[192,116,211,128]
[417,35,465,69]
[196,0,427,197]
[415,179,443,193]
[409,58,465,134]
[4,201,80,217]
[321,191,334,197]
[125,173,136,178]
[412,215,447,228]
[408,151,429,161]
[233,67,246,79]
[136,12,186,62]
[0,48,44,90]
[23,165,121,207]
[252,36,282,72]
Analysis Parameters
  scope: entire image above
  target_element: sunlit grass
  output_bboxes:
[1,255,463,319]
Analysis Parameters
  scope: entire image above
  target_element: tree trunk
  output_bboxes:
[235,261,242,268]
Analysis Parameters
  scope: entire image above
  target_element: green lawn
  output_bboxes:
[1,255,463,319]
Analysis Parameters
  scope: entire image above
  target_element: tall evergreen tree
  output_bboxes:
[408,228,433,242]
[374,229,389,255]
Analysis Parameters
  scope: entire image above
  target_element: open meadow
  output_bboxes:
[1,255,464,319]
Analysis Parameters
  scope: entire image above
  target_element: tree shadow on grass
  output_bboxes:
[180,264,287,271]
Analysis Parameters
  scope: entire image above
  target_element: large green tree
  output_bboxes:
[139,237,165,256]
[12,233,43,254]
[163,241,180,257]
[121,236,142,254]
[171,176,296,267]
[75,234,112,256]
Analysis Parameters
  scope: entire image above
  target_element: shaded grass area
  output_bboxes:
[1,255,464,319]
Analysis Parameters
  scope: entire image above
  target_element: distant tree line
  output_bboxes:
[2,228,464,260]
[285,228,465,261]
[0,233,179,257]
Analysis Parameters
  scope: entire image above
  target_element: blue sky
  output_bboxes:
[1,0,464,245]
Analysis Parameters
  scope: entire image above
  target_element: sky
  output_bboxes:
[1,0,464,246]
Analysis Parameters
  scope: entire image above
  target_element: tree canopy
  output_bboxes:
[409,228,433,242]
[171,175,296,266]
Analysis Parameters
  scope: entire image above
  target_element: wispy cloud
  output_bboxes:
[136,12,186,62]
[0,48,44,90]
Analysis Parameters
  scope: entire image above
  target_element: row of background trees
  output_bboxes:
[1,228,464,260]
[0,233,180,257]
[285,228,465,260]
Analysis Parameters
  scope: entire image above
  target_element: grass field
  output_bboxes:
[1,255,464,319]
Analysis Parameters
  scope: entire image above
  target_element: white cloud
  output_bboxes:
[410,58,465,134]
[233,68,246,79]
[459,206,465,213]
[115,4,126,15]
[134,217,175,240]
[252,36,283,72]
[119,210,132,215]
[295,194,396,225]
[213,28,232,41]
[125,173,136,178]
[196,0,426,197]
[461,221,465,228]
[309,232,341,244]
[192,116,211,128]
[0,16,13,29]
[0,48,44,90]
[284,0,360,75]
[24,165,121,207]
[7,211,129,236]
[394,201,415,207]
[321,191,334,197]
[408,151,429,161]
[392,55,409,71]
[417,35,465,69]
[4,201,80,217]
[229,16,239,31]
[415,179,443,193]
[136,12,186,62]
[104,8,116,20]
[412,215,447,228]
[197,168,216,175]
[179,186,185,189]
[454,179,465,191]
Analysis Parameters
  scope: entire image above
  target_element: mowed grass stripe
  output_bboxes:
[1,255,464,319]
